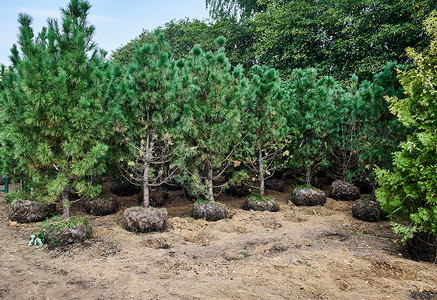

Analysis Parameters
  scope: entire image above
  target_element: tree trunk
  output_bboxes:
[305,166,311,187]
[207,162,214,202]
[143,132,151,208]
[62,188,70,219]
[143,166,150,208]
[259,148,265,197]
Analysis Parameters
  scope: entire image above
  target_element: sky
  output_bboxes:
[0,0,210,65]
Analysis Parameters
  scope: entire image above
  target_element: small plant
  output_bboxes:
[246,192,273,202]
[241,250,251,259]
[5,190,31,205]
[293,184,313,190]
[297,259,311,266]
[196,198,210,204]
[315,253,325,259]
[36,216,92,245]
[27,234,43,246]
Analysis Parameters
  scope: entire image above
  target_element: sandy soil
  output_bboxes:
[0,181,436,300]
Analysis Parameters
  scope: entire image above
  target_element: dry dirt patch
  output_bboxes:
[0,185,436,299]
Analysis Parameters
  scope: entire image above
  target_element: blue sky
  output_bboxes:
[0,0,210,65]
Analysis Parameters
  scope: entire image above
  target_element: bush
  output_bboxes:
[35,216,93,245]
[243,193,279,212]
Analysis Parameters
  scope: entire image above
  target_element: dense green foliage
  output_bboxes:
[115,32,179,207]
[376,12,437,241]
[114,1,436,82]
[205,0,263,19]
[0,0,115,218]
[330,63,408,185]
[173,37,247,202]
[243,65,288,195]
[253,0,436,80]
[285,69,339,185]
[112,18,255,71]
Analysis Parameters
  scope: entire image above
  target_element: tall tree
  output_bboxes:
[243,65,288,196]
[285,68,339,186]
[376,12,437,242]
[175,37,247,202]
[0,0,114,219]
[116,32,179,207]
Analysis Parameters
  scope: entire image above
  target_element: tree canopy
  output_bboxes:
[253,0,437,80]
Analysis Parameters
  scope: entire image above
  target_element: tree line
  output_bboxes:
[0,0,435,243]
[114,0,437,81]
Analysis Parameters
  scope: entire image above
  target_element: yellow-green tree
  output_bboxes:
[376,12,437,241]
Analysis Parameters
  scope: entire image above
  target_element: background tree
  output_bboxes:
[205,0,264,19]
[327,75,370,182]
[252,0,436,80]
[111,18,256,71]
[0,0,114,219]
[116,32,179,207]
[175,37,247,202]
[376,11,437,241]
[355,63,409,188]
[243,65,288,196]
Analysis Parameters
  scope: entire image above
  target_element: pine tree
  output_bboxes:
[175,37,247,202]
[116,32,179,207]
[328,63,408,188]
[285,68,338,186]
[0,65,19,178]
[243,65,288,196]
[0,0,114,219]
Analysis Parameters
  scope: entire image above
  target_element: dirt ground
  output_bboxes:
[0,180,436,300]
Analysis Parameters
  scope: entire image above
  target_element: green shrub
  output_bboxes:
[246,192,274,203]
[196,198,210,204]
[4,190,31,205]
[35,216,92,245]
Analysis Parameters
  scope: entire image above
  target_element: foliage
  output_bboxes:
[246,192,274,202]
[4,189,31,205]
[196,198,211,204]
[252,0,437,80]
[115,0,436,83]
[328,75,369,181]
[0,0,116,218]
[205,0,264,19]
[115,32,179,207]
[328,63,408,185]
[285,68,339,185]
[35,216,92,245]
[357,63,409,185]
[376,12,437,241]
[173,37,247,201]
[243,65,289,196]
[111,18,256,71]
[0,65,21,178]
[293,184,313,190]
